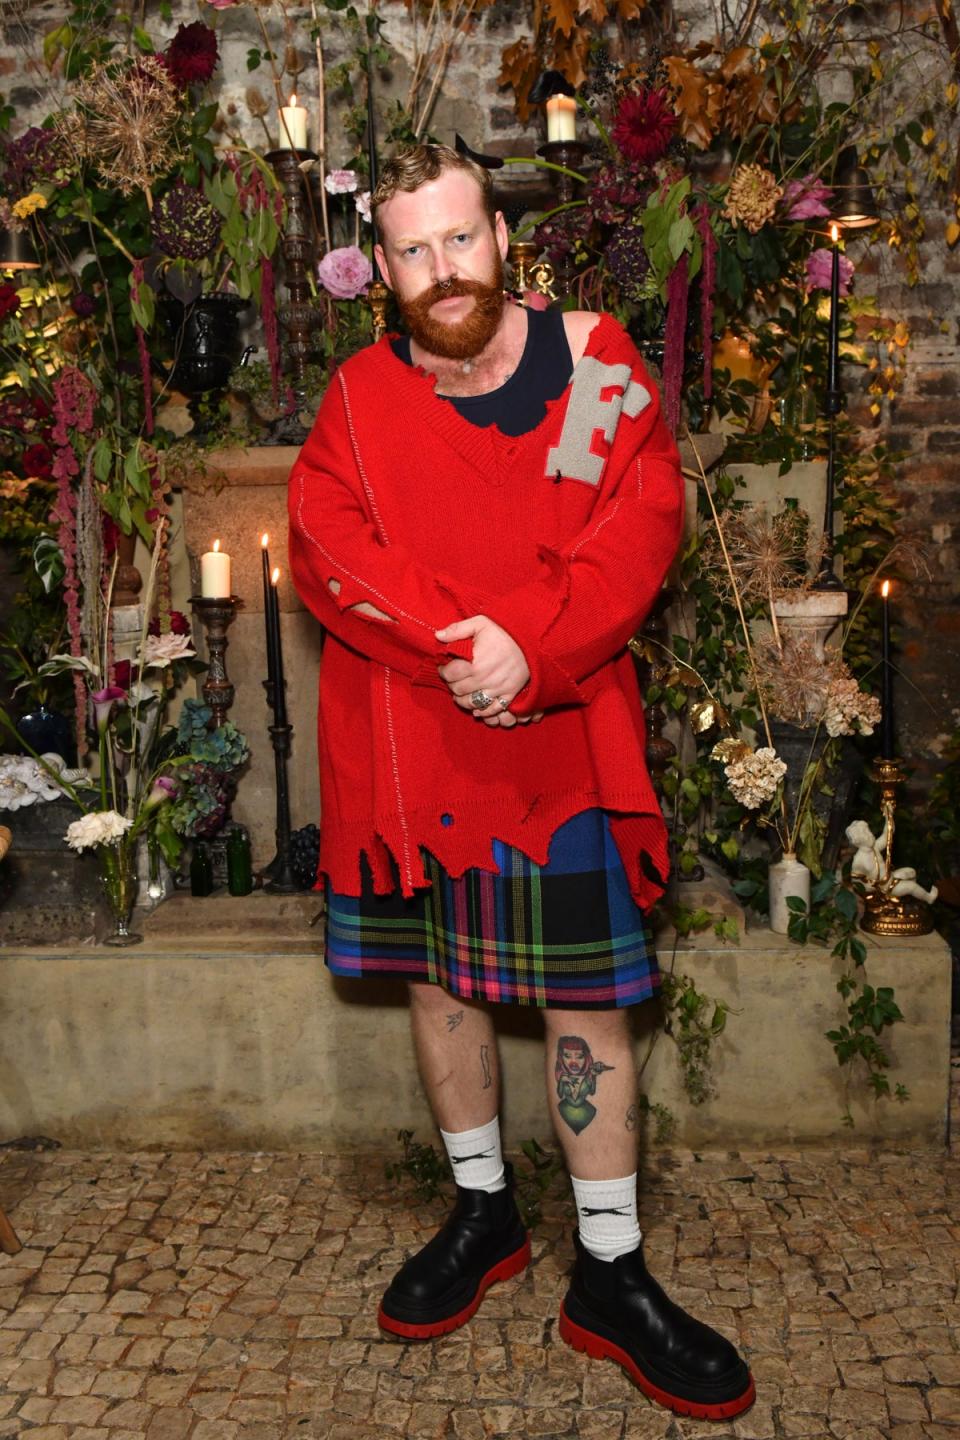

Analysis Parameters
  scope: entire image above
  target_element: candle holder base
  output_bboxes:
[860,893,935,936]
[190,596,242,728]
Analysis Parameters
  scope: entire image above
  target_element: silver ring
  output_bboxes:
[470,689,493,710]
[496,696,510,712]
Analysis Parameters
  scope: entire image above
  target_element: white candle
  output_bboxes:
[200,539,231,598]
[279,94,308,151]
[546,95,577,143]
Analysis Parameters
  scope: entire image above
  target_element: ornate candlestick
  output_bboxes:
[507,240,556,302]
[190,595,241,728]
[367,278,391,342]
[535,140,590,298]
[266,147,321,445]
[858,757,937,936]
[262,717,298,894]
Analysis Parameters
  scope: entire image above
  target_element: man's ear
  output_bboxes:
[494,211,509,260]
[373,243,394,292]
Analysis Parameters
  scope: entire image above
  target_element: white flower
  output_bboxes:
[823,676,882,737]
[0,776,34,809]
[143,633,196,667]
[354,190,371,222]
[65,810,132,852]
[324,168,358,195]
[724,746,787,809]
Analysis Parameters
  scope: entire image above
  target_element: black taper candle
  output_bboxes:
[269,568,288,728]
[880,580,894,758]
[261,535,278,694]
[827,229,840,398]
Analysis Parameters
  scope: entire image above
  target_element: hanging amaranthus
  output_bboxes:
[696,203,716,401]
[662,253,688,435]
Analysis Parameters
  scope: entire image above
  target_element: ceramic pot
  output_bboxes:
[768,851,811,934]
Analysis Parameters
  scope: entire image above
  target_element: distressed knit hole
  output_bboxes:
[440,813,454,827]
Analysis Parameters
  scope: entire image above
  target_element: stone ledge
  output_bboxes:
[0,906,950,1152]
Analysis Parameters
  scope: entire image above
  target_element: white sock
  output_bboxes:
[572,1173,642,1261]
[440,1117,505,1194]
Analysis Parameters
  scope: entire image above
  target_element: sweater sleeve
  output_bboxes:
[288,372,497,687]
[481,362,684,716]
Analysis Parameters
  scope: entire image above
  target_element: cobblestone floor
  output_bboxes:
[0,1138,958,1440]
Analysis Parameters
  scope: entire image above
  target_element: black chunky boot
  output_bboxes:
[378,1163,531,1339]
[559,1233,755,1420]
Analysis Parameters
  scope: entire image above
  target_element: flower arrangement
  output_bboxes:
[0,514,248,941]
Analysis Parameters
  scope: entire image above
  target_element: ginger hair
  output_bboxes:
[371,143,496,231]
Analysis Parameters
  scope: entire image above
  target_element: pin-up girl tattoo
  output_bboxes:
[554,1035,615,1135]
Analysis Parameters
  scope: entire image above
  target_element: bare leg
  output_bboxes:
[542,1007,638,1179]
[408,980,500,1132]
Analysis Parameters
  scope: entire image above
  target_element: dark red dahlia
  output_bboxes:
[149,610,189,637]
[163,21,219,88]
[612,88,677,166]
[21,443,53,478]
[0,283,20,321]
[71,292,96,318]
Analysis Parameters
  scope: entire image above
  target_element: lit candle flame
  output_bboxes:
[289,93,297,107]
[261,533,269,548]
[830,222,839,245]
[212,539,220,554]
[271,566,280,586]
[881,579,890,598]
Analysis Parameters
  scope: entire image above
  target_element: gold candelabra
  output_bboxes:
[860,757,936,936]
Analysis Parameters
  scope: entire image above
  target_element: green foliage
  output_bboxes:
[660,972,731,1107]
[636,1092,676,1145]
[513,1138,566,1229]
[384,1129,451,1204]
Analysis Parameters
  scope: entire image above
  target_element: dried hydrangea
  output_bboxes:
[722,164,783,234]
[824,675,882,737]
[61,56,181,197]
[604,222,653,302]
[65,809,132,851]
[723,746,787,809]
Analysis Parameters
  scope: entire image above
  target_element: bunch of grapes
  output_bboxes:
[290,823,320,890]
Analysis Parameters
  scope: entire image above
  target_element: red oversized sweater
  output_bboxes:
[288,312,684,911]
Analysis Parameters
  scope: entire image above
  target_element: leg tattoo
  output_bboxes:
[625,1104,639,1131]
[554,1035,615,1135]
[446,1010,465,1032]
[480,1044,492,1090]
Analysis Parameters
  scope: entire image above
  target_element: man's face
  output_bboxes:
[374,169,508,361]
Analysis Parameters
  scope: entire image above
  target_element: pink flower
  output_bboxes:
[146,775,178,807]
[325,169,358,195]
[91,685,126,732]
[783,175,833,221]
[806,247,854,295]
[205,0,235,8]
[316,245,373,300]
[355,191,371,223]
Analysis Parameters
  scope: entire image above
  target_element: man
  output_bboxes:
[288,143,754,1422]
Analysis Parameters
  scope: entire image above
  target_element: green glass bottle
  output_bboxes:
[226,827,253,896]
[189,842,213,897]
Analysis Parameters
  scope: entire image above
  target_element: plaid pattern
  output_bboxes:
[324,809,659,1010]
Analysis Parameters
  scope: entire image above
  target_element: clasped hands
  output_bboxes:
[436,615,543,729]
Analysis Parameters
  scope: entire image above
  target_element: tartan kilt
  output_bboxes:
[324,808,659,1010]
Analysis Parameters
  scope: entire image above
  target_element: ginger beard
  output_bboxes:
[396,250,505,361]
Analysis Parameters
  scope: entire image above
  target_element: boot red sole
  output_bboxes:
[378,1235,532,1340]
[558,1303,756,1420]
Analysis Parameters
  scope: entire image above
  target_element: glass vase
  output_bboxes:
[100,838,143,947]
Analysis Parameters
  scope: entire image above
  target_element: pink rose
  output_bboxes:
[317,245,373,300]
[806,247,854,295]
[354,191,372,223]
[783,175,833,221]
[205,0,235,8]
[325,169,358,195]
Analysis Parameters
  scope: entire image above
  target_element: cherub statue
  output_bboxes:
[845,818,938,905]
